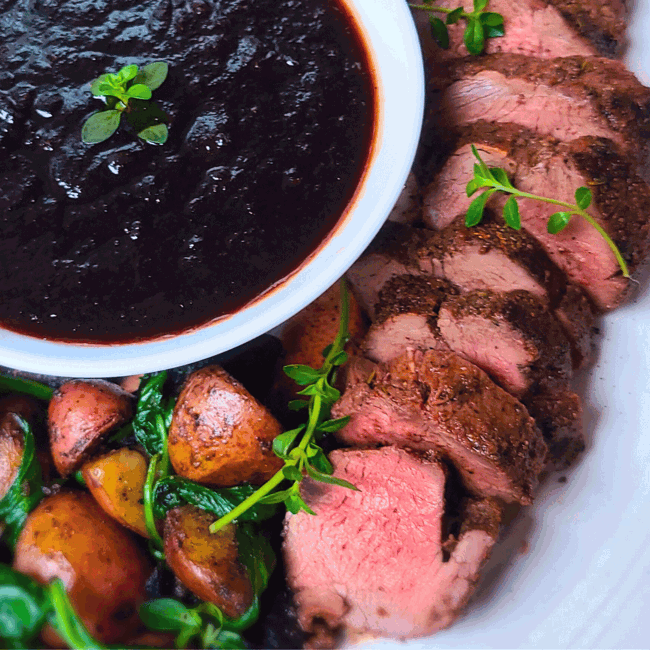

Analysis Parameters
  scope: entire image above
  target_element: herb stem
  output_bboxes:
[408,3,465,14]
[489,184,630,278]
[208,469,285,534]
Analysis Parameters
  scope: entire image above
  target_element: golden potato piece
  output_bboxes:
[48,379,133,477]
[13,490,151,644]
[164,505,253,619]
[82,447,149,538]
[168,366,283,487]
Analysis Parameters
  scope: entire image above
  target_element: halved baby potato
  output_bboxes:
[168,366,283,487]
[81,446,149,537]
[164,505,253,619]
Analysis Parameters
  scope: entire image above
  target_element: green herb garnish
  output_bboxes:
[0,567,105,649]
[409,0,504,55]
[466,145,630,278]
[209,280,357,534]
[82,62,169,145]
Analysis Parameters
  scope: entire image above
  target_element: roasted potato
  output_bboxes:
[168,366,283,486]
[81,447,149,537]
[0,395,41,498]
[48,379,133,477]
[13,490,152,644]
[164,505,253,619]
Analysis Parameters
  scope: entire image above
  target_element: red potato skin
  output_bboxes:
[168,366,283,487]
[48,379,133,477]
[164,506,254,619]
[13,490,152,644]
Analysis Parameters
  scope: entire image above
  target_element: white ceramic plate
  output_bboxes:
[363,3,650,648]
[0,0,424,379]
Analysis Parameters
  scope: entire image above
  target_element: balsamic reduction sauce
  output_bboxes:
[0,0,374,343]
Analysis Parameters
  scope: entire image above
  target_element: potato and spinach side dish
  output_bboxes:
[0,282,363,649]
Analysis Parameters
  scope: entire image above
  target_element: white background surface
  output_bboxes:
[361,2,650,648]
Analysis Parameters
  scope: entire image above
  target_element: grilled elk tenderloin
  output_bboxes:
[332,349,547,505]
[283,446,503,643]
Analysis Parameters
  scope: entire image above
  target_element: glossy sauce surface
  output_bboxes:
[0,0,374,342]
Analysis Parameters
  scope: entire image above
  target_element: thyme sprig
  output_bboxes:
[466,145,630,278]
[209,280,357,534]
[409,0,504,55]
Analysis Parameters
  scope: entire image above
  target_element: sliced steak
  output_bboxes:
[284,446,502,641]
[346,222,428,320]
[436,290,573,397]
[363,275,455,364]
[418,215,597,368]
[428,55,650,168]
[413,0,597,61]
[547,0,628,58]
[424,123,650,311]
[523,388,585,470]
[332,349,547,504]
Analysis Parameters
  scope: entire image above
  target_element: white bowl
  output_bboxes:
[0,0,424,379]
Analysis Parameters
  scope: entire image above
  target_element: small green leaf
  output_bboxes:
[133,61,169,91]
[283,364,321,385]
[321,343,333,358]
[258,489,293,505]
[480,12,505,37]
[547,212,573,234]
[473,0,489,11]
[316,416,350,433]
[503,196,521,230]
[287,399,309,411]
[282,465,303,482]
[139,599,200,632]
[446,7,464,24]
[330,350,348,366]
[126,83,152,100]
[285,494,315,515]
[429,16,450,49]
[138,123,168,145]
[0,567,48,642]
[305,463,359,491]
[489,167,513,189]
[464,17,486,55]
[466,178,480,197]
[465,189,495,227]
[82,110,121,144]
[308,447,334,474]
[117,64,138,83]
[272,426,305,458]
[575,187,592,210]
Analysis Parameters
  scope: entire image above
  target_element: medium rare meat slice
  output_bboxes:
[428,55,650,167]
[346,222,428,320]
[547,0,628,58]
[436,290,573,397]
[423,123,650,311]
[332,349,547,504]
[284,446,502,642]
[417,215,596,368]
[363,275,455,364]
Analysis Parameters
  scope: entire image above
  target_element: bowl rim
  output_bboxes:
[0,0,425,378]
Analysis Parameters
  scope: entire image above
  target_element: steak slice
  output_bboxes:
[346,222,428,320]
[332,349,547,504]
[413,0,597,61]
[436,290,573,397]
[284,446,502,642]
[418,215,596,368]
[363,275,455,364]
[427,55,650,167]
[547,0,628,58]
[424,123,650,311]
[523,388,585,470]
